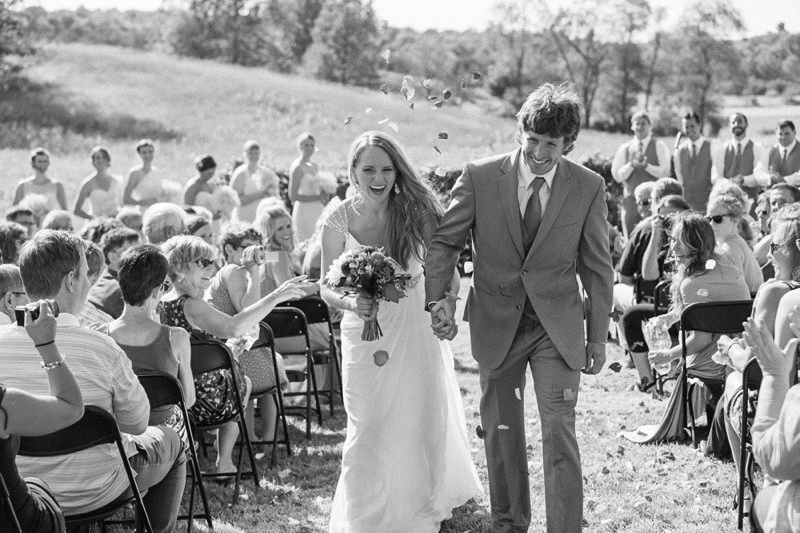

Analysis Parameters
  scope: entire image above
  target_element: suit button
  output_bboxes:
[522,269,528,275]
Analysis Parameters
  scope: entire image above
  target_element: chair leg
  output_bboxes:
[237,418,260,492]
[308,353,323,426]
[687,381,697,448]
[189,440,213,530]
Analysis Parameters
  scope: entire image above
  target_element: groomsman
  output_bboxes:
[674,111,714,211]
[768,120,800,186]
[711,112,768,213]
[611,111,670,236]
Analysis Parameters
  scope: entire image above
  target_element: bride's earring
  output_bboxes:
[394,183,400,195]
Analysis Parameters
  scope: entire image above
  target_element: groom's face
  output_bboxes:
[520,129,565,176]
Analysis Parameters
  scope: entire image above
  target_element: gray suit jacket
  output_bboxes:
[425,149,614,370]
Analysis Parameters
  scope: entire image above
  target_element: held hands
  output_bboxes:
[240,244,266,270]
[743,316,797,379]
[24,300,57,348]
[429,295,458,341]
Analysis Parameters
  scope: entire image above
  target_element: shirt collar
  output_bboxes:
[782,139,797,155]
[634,135,652,147]
[517,151,557,189]
[732,136,748,147]
[55,313,81,328]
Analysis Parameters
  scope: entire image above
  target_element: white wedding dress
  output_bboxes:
[326,205,482,533]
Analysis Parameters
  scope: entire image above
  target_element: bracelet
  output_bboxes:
[41,358,65,371]
[34,340,55,348]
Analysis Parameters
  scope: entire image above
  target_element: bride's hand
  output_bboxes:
[354,295,378,321]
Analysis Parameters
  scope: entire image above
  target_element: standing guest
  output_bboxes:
[116,206,144,240]
[712,112,769,212]
[183,154,217,207]
[0,230,186,532]
[123,139,164,208]
[0,222,29,265]
[675,111,715,211]
[230,140,280,223]
[143,203,186,246]
[73,146,122,220]
[289,133,334,243]
[768,120,800,187]
[426,83,614,532]
[611,111,671,236]
[0,301,84,533]
[41,210,74,232]
[12,148,68,211]
[78,242,114,329]
[706,194,763,295]
[0,264,27,325]
[87,227,140,320]
[6,207,38,238]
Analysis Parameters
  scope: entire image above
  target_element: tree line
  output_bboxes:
[3,0,800,133]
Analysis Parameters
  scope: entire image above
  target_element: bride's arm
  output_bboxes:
[320,224,357,313]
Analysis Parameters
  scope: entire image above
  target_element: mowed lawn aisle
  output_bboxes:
[191,278,740,533]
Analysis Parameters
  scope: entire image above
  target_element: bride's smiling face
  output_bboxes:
[352,146,396,201]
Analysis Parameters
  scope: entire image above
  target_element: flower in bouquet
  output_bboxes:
[325,245,415,341]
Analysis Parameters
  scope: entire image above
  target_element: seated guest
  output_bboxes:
[159,235,309,473]
[78,242,114,328]
[0,222,29,265]
[741,318,800,533]
[185,214,214,246]
[143,203,185,246]
[1,301,84,533]
[105,245,195,443]
[5,206,37,238]
[707,194,763,294]
[40,210,74,232]
[621,213,750,444]
[116,206,144,241]
[256,204,302,294]
[80,216,124,245]
[0,264,27,325]
[87,227,140,319]
[0,230,186,532]
[183,154,217,207]
[755,184,800,270]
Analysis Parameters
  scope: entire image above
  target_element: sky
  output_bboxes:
[33,0,799,38]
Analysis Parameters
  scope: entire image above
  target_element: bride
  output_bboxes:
[320,131,482,532]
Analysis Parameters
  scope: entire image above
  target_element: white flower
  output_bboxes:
[705,259,717,271]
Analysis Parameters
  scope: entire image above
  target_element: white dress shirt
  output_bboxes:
[778,140,800,187]
[611,135,671,184]
[711,136,768,187]
[518,153,556,218]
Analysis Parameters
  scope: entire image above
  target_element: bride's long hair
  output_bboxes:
[347,131,443,268]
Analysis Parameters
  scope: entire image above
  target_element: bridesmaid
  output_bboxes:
[230,140,280,223]
[12,148,68,211]
[73,146,122,220]
[289,133,327,244]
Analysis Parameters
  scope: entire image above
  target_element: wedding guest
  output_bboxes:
[80,217,123,245]
[256,204,300,295]
[41,210,74,232]
[73,146,122,220]
[185,215,214,246]
[116,206,144,240]
[0,264,27,325]
[231,140,280,223]
[12,147,68,211]
[0,301,83,533]
[183,154,217,207]
[0,222,29,265]
[143,203,185,245]
[706,194,763,294]
[6,207,37,238]
[78,242,114,328]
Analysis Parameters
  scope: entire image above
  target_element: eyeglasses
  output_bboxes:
[194,258,214,269]
[636,199,651,207]
[11,291,25,297]
[706,214,734,224]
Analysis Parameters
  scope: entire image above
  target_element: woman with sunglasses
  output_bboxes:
[622,212,750,444]
[102,245,195,447]
[707,194,763,295]
[159,235,310,473]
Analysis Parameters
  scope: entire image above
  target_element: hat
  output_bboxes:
[195,154,216,172]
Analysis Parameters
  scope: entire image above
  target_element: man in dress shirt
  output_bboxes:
[711,113,768,215]
[674,111,715,211]
[768,120,800,186]
[611,111,671,237]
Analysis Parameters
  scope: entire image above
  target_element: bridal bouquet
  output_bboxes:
[325,245,413,341]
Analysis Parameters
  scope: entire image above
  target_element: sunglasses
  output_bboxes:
[194,258,214,269]
[706,214,734,224]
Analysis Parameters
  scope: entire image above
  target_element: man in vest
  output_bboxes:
[768,120,800,186]
[712,112,768,214]
[674,111,714,212]
[611,111,670,236]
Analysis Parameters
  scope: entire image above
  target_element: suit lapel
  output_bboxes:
[498,150,525,258]
[528,160,571,255]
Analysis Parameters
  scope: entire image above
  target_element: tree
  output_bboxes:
[0,0,35,81]
[305,0,380,87]
[610,0,650,127]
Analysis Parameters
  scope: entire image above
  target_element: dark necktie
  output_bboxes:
[522,176,546,252]
[783,148,789,167]
[691,142,697,161]
[730,142,741,177]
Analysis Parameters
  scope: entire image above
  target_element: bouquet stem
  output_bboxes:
[361,318,383,341]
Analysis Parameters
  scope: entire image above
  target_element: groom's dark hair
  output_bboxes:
[516,83,581,155]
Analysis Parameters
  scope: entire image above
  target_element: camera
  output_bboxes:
[15,300,59,326]
[657,214,673,233]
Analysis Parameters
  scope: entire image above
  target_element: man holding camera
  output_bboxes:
[0,230,186,532]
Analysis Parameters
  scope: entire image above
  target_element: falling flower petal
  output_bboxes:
[438,132,448,140]
[388,122,399,133]
[498,424,509,430]
[461,79,467,89]
[608,362,622,372]
[344,115,353,125]
[401,75,416,100]
[365,107,373,114]
[434,166,447,177]
[379,83,388,95]
[433,100,444,108]
[472,71,483,80]
[378,117,389,124]
[381,49,391,63]
[434,145,441,154]
[423,78,433,89]
[427,95,438,101]
[408,102,415,110]
[443,89,452,100]
[373,350,389,366]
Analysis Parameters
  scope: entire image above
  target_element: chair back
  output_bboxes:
[136,373,183,411]
[680,300,753,335]
[190,338,234,375]
[278,296,330,326]
[0,470,23,533]
[653,279,672,313]
[264,307,310,355]
[18,406,118,456]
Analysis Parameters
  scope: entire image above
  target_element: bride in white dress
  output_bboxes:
[320,131,482,533]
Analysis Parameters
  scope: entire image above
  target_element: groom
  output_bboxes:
[425,83,614,532]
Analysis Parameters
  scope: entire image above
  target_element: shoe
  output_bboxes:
[636,377,656,393]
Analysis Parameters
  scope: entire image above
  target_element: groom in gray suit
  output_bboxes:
[425,84,614,532]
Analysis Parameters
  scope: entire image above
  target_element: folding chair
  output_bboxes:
[136,372,213,531]
[737,358,763,530]
[680,300,753,448]
[278,296,343,415]
[0,471,22,533]
[263,307,323,439]
[190,338,259,503]
[17,405,153,532]
[652,278,672,315]
[248,322,293,467]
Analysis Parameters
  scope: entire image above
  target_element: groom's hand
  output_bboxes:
[429,299,457,340]
[582,341,606,375]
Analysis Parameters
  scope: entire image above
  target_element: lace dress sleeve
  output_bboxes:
[322,201,348,236]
